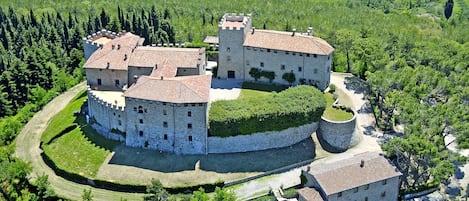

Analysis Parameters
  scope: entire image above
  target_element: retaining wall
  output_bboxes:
[208,122,318,153]
[317,111,358,152]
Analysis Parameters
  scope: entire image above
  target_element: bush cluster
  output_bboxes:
[209,85,326,137]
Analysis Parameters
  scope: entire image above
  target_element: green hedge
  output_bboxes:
[209,85,326,137]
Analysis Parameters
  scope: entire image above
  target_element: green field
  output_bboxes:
[41,91,120,178]
[322,93,354,121]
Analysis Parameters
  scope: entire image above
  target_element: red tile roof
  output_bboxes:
[243,30,334,55]
[84,32,143,70]
[306,152,401,195]
[124,74,211,103]
[128,46,202,69]
[298,188,324,201]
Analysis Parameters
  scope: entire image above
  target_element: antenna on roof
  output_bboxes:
[360,160,365,168]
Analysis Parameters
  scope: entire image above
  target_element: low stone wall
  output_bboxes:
[317,111,358,152]
[208,122,318,153]
[92,124,125,142]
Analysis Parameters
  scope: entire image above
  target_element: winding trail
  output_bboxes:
[14,82,143,201]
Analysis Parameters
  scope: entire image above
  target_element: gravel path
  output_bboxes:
[14,82,144,201]
[232,73,382,200]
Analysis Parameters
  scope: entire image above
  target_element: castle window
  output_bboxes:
[163,110,167,115]
[198,103,203,106]
[163,102,167,106]
[163,122,168,128]
[273,50,277,53]
[260,62,264,67]
[139,131,143,136]
[260,49,264,52]
[298,67,302,72]
[188,111,192,117]
[353,187,358,193]
[191,103,196,106]
[115,80,120,86]
[306,54,310,57]
[281,65,285,70]
[247,47,251,50]
[267,49,271,52]
[313,54,318,58]
[292,52,296,55]
[253,48,257,51]
[314,69,318,74]
[97,79,102,86]
[382,179,387,185]
[188,123,192,129]
[144,109,147,113]
[365,197,368,201]
[364,184,369,190]
[118,120,122,126]
[138,106,143,113]
[188,136,193,141]
[299,53,303,56]
[381,191,386,197]
[164,134,168,140]
[139,119,143,124]
[337,192,342,197]
[285,51,289,55]
[184,103,188,107]
[113,113,116,116]
[133,107,137,112]
[328,55,331,60]
[226,47,230,52]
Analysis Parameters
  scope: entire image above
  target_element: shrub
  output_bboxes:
[282,71,296,85]
[209,85,326,137]
[329,84,336,93]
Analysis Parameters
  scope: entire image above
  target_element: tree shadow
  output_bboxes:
[108,137,316,173]
[344,76,370,95]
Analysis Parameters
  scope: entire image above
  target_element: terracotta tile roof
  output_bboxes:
[243,30,334,55]
[298,187,324,201]
[306,152,402,195]
[124,75,211,103]
[84,32,143,70]
[129,46,202,69]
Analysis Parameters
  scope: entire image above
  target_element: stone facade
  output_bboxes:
[217,13,333,91]
[208,122,318,153]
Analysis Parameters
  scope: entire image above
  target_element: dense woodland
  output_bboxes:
[0,0,468,200]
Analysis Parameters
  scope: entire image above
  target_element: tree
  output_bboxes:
[213,187,236,201]
[191,187,209,201]
[34,174,56,200]
[282,71,296,85]
[249,68,261,81]
[144,179,169,201]
[335,29,357,73]
[444,0,454,19]
[82,188,93,201]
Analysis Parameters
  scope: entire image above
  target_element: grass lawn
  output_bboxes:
[41,90,87,143]
[322,93,354,121]
[41,90,121,178]
[239,82,287,99]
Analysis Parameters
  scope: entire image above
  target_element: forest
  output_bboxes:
[0,0,468,200]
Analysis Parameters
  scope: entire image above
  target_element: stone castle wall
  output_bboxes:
[317,111,359,152]
[207,122,318,153]
[87,87,126,132]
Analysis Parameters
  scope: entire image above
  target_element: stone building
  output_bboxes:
[83,30,210,154]
[300,152,402,201]
[217,13,334,90]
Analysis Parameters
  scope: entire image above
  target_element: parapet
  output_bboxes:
[83,29,129,48]
[87,86,125,112]
[219,13,252,31]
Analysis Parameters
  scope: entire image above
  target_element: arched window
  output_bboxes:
[138,106,143,113]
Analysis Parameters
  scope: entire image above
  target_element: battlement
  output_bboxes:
[219,13,252,31]
[82,29,128,48]
[87,87,125,112]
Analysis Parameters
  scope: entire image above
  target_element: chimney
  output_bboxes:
[106,62,110,69]
[154,64,158,70]
[117,44,121,50]
[252,27,255,34]
[160,76,164,80]
[124,54,127,61]
[360,160,365,168]
[112,45,115,50]
[292,28,296,36]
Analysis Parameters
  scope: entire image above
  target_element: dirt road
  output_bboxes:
[14,82,143,201]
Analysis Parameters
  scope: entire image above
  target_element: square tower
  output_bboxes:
[217,13,252,79]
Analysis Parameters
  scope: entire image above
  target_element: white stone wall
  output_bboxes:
[243,47,332,90]
[207,122,318,153]
[127,66,153,86]
[83,40,100,61]
[125,98,208,154]
[86,68,128,90]
[87,89,126,132]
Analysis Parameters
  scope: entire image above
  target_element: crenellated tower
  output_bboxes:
[217,13,252,79]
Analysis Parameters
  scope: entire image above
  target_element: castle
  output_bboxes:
[217,13,334,90]
[83,14,335,154]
